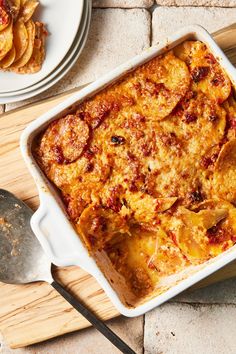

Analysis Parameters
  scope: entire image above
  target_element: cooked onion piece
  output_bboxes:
[174,41,231,103]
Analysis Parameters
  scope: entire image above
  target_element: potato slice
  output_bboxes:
[39,114,90,164]
[163,91,226,156]
[7,0,21,21]
[173,201,236,263]
[0,2,10,31]
[125,191,177,224]
[174,41,231,103]
[19,0,38,22]
[9,18,34,68]
[129,226,187,278]
[212,139,236,203]
[194,199,236,255]
[13,19,28,61]
[174,206,228,262]
[193,199,235,212]
[0,20,13,61]
[128,51,191,120]
[15,21,46,73]
[77,204,130,251]
[106,225,188,296]
[0,44,15,68]
[178,206,228,230]
[223,95,236,140]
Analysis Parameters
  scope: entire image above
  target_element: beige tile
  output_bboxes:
[152,6,236,45]
[144,303,236,354]
[173,278,236,304]
[1,316,143,354]
[6,8,151,111]
[93,0,154,7]
[156,0,236,6]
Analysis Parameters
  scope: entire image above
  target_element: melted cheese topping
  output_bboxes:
[34,41,236,299]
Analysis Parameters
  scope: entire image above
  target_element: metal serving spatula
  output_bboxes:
[0,189,135,354]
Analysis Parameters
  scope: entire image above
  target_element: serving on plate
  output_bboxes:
[21,25,236,317]
[0,0,91,103]
[0,0,47,74]
[0,0,89,103]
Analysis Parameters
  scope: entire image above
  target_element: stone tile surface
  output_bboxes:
[156,0,236,6]
[6,8,151,111]
[152,7,236,44]
[0,316,143,354]
[173,278,236,304]
[144,302,236,354]
[93,0,154,7]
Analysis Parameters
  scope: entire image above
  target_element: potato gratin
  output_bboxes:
[34,41,236,300]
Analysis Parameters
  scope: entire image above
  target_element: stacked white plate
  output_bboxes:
[0,0,91,104]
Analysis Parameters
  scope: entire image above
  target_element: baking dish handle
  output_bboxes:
[30,190,98,274]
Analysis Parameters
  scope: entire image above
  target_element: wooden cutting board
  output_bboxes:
[1,24,236,349]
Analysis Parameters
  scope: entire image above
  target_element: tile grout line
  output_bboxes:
[170,300,236,306]
[149,8,152,46]
[148,5,155,47]
[142,314,146,354]
[93,6,154,10]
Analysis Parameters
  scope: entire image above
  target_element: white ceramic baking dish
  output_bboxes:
[21,25,236,317]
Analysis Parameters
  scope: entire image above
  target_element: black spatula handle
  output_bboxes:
[51,280,136,354]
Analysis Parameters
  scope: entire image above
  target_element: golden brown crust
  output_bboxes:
[34,40,236,299]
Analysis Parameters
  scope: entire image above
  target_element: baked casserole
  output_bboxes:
[34,40,236,304]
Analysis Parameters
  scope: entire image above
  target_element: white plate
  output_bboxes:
[0,0,89,98]
[0,0,84,93]
[0,0,91,104]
